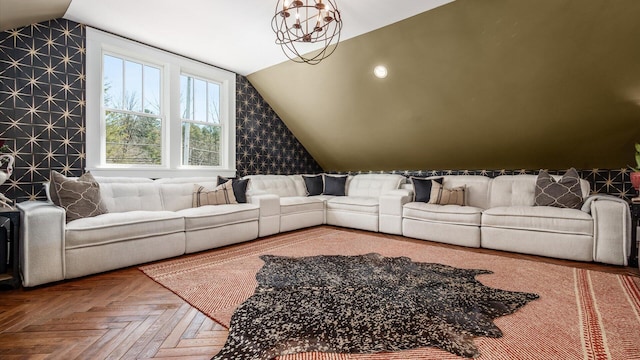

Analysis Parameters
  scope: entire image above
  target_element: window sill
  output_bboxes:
[85,167,237,179]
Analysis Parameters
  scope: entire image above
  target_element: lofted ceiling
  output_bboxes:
[249,0,640,171]
[62,0,454,75]
[0,0,71,31]
[2,0,640,172]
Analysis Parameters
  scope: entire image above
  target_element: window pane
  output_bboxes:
[180,75,193,120]
[103,55,123,109]
[181,122,220,166]
[193,78,207,122]
[106,111,162,165]
[180,75,221,123]
[124,60,143,113]
[143,65,161,115]
[207,82,220,124]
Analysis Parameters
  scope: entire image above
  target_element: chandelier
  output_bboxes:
[271,0,343,65]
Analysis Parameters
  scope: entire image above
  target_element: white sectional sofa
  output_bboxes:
[17,172,632,287]
[244,174,409,234]
[17,173,409,287]
[402,175,631,265]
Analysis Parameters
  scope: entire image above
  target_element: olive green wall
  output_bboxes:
[248,0,640,172]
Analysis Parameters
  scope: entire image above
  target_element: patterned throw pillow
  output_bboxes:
[534,168,583,209]
[193,180,237,207]
[303,175,323,196]
[428,181,465,206]
[410,177,443,202]
[49,171,108,223]
[217,176,250,203]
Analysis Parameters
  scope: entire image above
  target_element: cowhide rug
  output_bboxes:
[212,253,539,360]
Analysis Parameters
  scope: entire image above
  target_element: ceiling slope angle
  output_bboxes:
[63,0,454,75]
[0,0,71,31]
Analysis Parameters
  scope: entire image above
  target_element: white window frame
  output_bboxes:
[86,27,236,178]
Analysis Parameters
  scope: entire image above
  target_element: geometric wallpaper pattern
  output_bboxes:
[235,75,322,177]
[0,19,637,204]
[334,168,639,202]
[0,19,321,203]
[0,19,85,203]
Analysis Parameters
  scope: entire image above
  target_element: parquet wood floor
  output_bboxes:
[0,226,638,359]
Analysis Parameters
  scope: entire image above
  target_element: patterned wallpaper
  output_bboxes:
[0,19,322,203]
[0,19,85,203]
[335,169,638,201]
[235,75,322,177]
[0,19,636,203]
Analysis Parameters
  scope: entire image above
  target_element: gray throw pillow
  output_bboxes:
[323,175,347,196]
[49,171,108,222]
[303,175,323,196]
[534,168,583,209]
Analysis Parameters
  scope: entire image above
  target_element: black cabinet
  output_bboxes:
[630,202,640,268]
[0,210,20,288]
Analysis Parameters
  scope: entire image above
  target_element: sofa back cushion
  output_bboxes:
[159,182,217,211]
[244,175,307,197]
[442,175,491,209]
[489,175,590,208]
[152,177,219,211]
[99,183,164,212]
[347,174,405,197]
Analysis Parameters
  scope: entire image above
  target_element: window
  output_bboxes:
[103,55,163,165]
[86,28,236,178]
[180,74,221,167]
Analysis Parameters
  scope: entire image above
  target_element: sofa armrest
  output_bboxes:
[379,189,413,235]
[249,193,280,237]
[583,195,631,266]
[380,189,414,215]
[16,201,66,287]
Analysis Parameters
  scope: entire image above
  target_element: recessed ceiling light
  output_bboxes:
[374,65,388,79]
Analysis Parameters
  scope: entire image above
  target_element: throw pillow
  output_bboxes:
[217,176,250,203]
[49,171,108,223]
[323,175,348,196]
[534,168,583,209]
[410,177,443,203]
[193,180,237,207]
[428,181,466,206]
[303,175,323,196]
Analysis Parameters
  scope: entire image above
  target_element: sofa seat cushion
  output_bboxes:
[66,211,184,249]
[482,206,593,236]
[177,204,259,231]
[403,202,483,226]
[280,197,325,215]
[327,196,379,214]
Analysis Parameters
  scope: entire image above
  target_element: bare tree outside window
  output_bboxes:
[103,54,162,165]
[180,74,222,166]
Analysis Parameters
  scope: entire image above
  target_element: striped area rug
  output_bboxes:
[140,227,640,359]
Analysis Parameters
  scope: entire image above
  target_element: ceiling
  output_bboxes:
[248,0,640,171]
[0,0,71,31]
[2,0,640,172]
[60,0,453,75]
